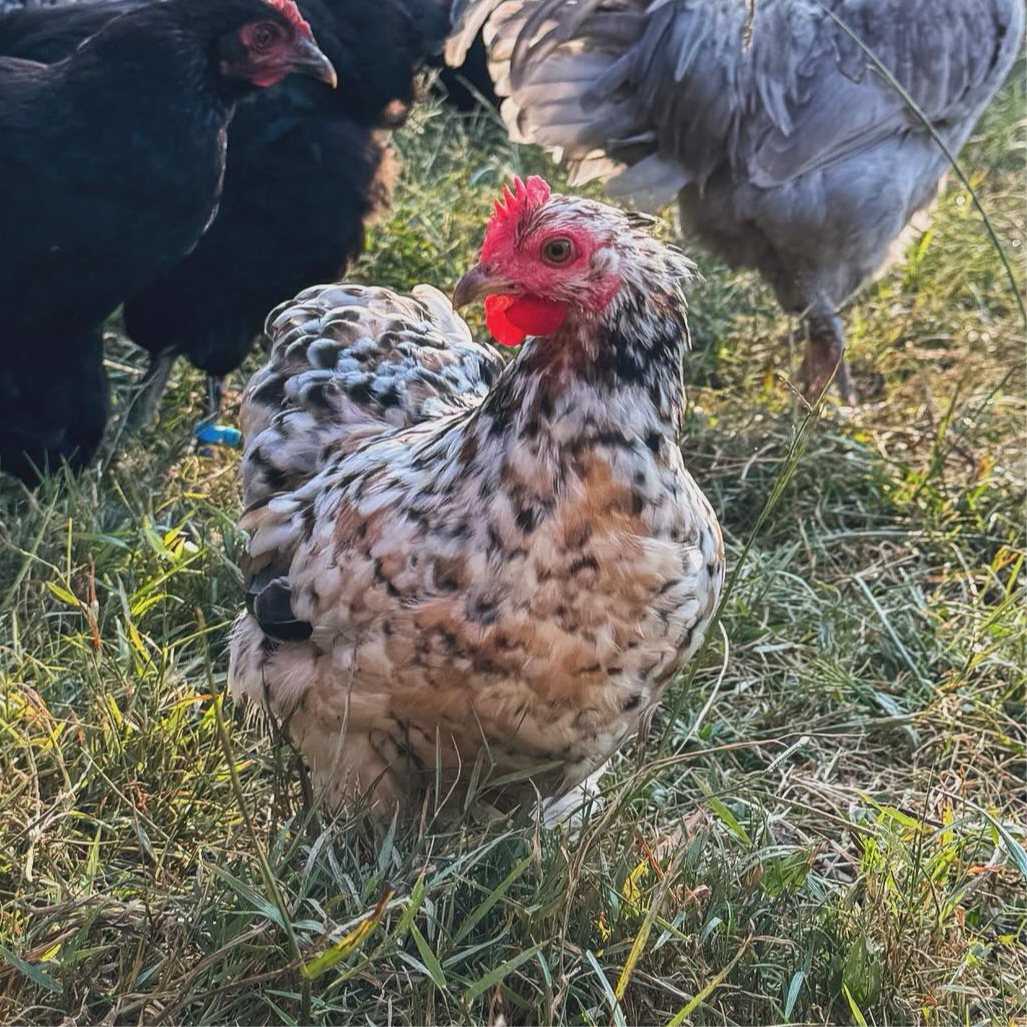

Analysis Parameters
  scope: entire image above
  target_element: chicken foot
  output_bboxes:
[799,309,854,404]
[123,352,230,452]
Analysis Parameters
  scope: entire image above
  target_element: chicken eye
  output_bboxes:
[250,23,277,51]
[542,238,573,265]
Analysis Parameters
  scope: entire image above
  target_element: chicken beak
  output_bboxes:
[453,264,510,309]
[290,35,337,88]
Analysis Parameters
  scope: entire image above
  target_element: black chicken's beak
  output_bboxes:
[453,264,512,308]
[290,35,337,87]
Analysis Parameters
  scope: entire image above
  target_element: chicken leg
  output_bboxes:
[204,375,224,422]
[194,374,227,457]
[124,348,176,430]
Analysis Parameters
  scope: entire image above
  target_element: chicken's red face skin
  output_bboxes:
[456,176,623,347]
[218,17,337,89]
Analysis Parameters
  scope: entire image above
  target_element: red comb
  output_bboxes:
[265,0,312,38]
[481,176,552,260]
[489,176,551,226]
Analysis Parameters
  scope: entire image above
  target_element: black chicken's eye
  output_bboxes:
[251,23,277,50]
[542,238,573,264]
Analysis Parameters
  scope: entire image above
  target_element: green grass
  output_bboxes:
[1,70,1024,1024]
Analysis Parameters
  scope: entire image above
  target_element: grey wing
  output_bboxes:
[239,281,501,509]
[445,0,504,66]
[454,0,1023,206]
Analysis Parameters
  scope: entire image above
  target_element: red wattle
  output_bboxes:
[251,71,288,87]
[484,295,525,347]
[506,295,569,336]
[484,294,569,347]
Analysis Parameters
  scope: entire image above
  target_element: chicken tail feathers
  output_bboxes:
[451,0,669,199]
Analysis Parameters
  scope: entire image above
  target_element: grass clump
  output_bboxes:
[1,71,1024,1024]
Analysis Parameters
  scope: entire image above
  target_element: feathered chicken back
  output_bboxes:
[240,283,502,508]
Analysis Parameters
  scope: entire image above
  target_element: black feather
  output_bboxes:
[249,576,314,643]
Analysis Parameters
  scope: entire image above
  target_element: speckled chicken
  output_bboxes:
[229,178,724,819]
[445,0,1024,400]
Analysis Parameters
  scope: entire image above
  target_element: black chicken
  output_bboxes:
[0,0,336,482]
[1,0,449,438]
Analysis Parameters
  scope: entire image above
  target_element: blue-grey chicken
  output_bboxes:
[446,0,1024,400]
